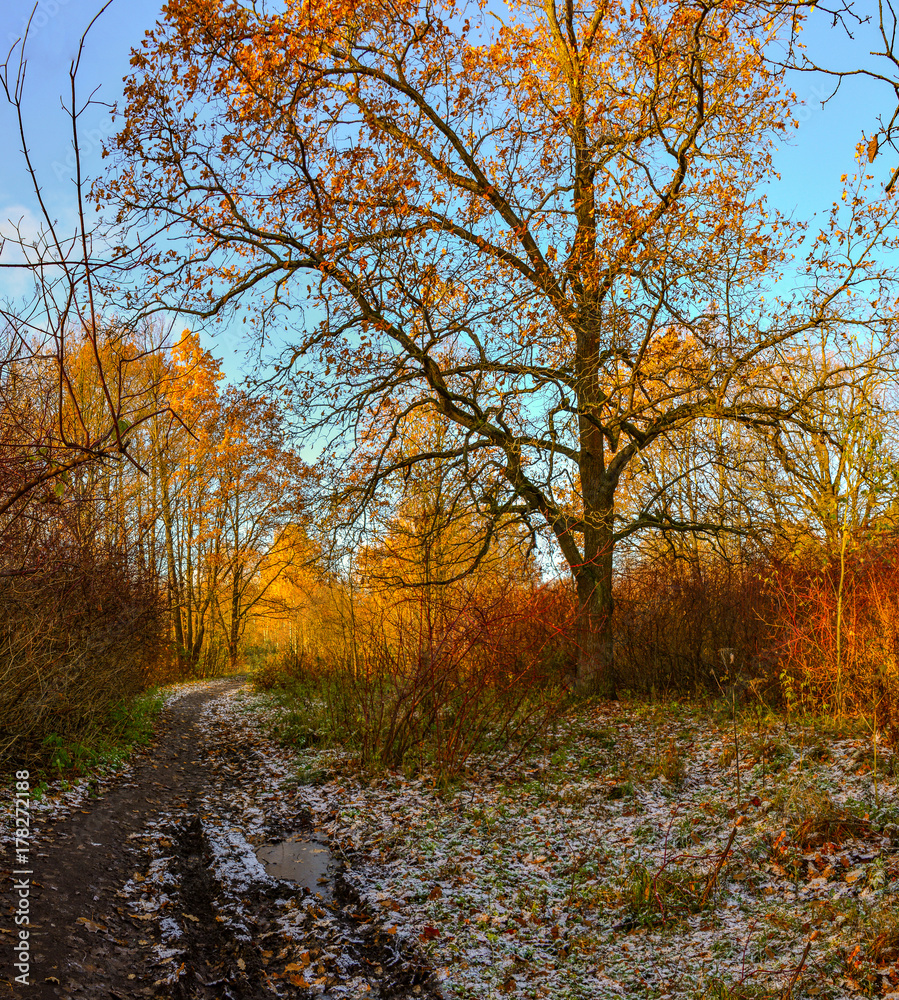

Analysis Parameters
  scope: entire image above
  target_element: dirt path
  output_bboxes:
[2,680,441,1000]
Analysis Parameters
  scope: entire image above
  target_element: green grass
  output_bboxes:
[29,690,164,791]
[693,977,786,1000]
[616,858,722,928]
[259,675,333,748]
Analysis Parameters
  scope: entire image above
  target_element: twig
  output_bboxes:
[781,934,815,1000]
[700,823,738,909]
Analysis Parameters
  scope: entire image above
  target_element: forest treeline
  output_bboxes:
[0,325,312,767]
[6,0,899,773]
[3,318,899,773]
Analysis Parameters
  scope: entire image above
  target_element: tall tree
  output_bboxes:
[108,0,899,689]
[141,336,305,671]
[212,386,306,668]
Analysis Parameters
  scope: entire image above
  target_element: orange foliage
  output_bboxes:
[106,0,899,692]
[769,541,899,731]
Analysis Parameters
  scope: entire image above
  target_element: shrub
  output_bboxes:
[767,539,899,728]
[613,557,771,696]
[257,580,569,779]
[0,538,166,772]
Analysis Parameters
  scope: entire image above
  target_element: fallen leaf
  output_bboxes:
[75,917,105,933]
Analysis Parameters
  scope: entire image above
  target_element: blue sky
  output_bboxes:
[0,0,895,379]
[0,0,161,238]
[772,9,895,220]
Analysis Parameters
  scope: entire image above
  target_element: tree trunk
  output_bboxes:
[572,468,616,695]
[191,623,205,672]
[159,470,185,663]
[571,286,618,695]
[573,538,616,696]
[227,562,242,670]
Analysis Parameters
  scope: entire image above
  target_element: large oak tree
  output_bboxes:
[107,0,899,690]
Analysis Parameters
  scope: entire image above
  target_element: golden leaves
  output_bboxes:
[867,134,879,164]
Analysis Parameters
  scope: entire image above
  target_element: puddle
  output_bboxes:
[255,837,332,897]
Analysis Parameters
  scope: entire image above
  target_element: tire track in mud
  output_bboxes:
[3,680,441,1000]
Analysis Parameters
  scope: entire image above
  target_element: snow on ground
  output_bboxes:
[120,685,305,957]
[161,677,223,708]
[11,676,899,998]
[116,683,423,997]
[241,691,899,1000]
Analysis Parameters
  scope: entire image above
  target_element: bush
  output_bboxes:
[613,557,771,696]
[256,581,570,779]
[0,542,166,773]
[768,539,899,729]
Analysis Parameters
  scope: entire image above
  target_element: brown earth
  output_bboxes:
[1,680,441,1000]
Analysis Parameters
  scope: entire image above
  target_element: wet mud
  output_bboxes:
[1,681,441,1000]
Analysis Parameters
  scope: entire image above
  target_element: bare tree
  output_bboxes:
[0,5,174,556]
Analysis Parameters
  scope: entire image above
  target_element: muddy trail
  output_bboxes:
[2,681,442,1000]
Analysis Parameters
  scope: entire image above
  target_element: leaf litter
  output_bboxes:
[115,683,440,997]
[249,692,899,1000]
[7,680,898,999]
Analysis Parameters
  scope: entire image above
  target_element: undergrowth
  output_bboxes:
[254,584,570,781]
[26,690,164,789]
[258,662,562,783]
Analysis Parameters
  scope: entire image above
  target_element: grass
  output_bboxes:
[863,902,899,965]
[605,724,689,791]
[607,779,636,799]
[237,668,899,999]
[763,780,873,849]
[282,765,331,787]
[254,659,563,782]
[792,802,870,849]
[252,660,899,961]
[652,735,688,785]
[27,690,164,792]
[619,860,711,926]
[744,734,794,775]
[614,827,738,929]
[673,812,711,848]
[693,978,792,1000]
